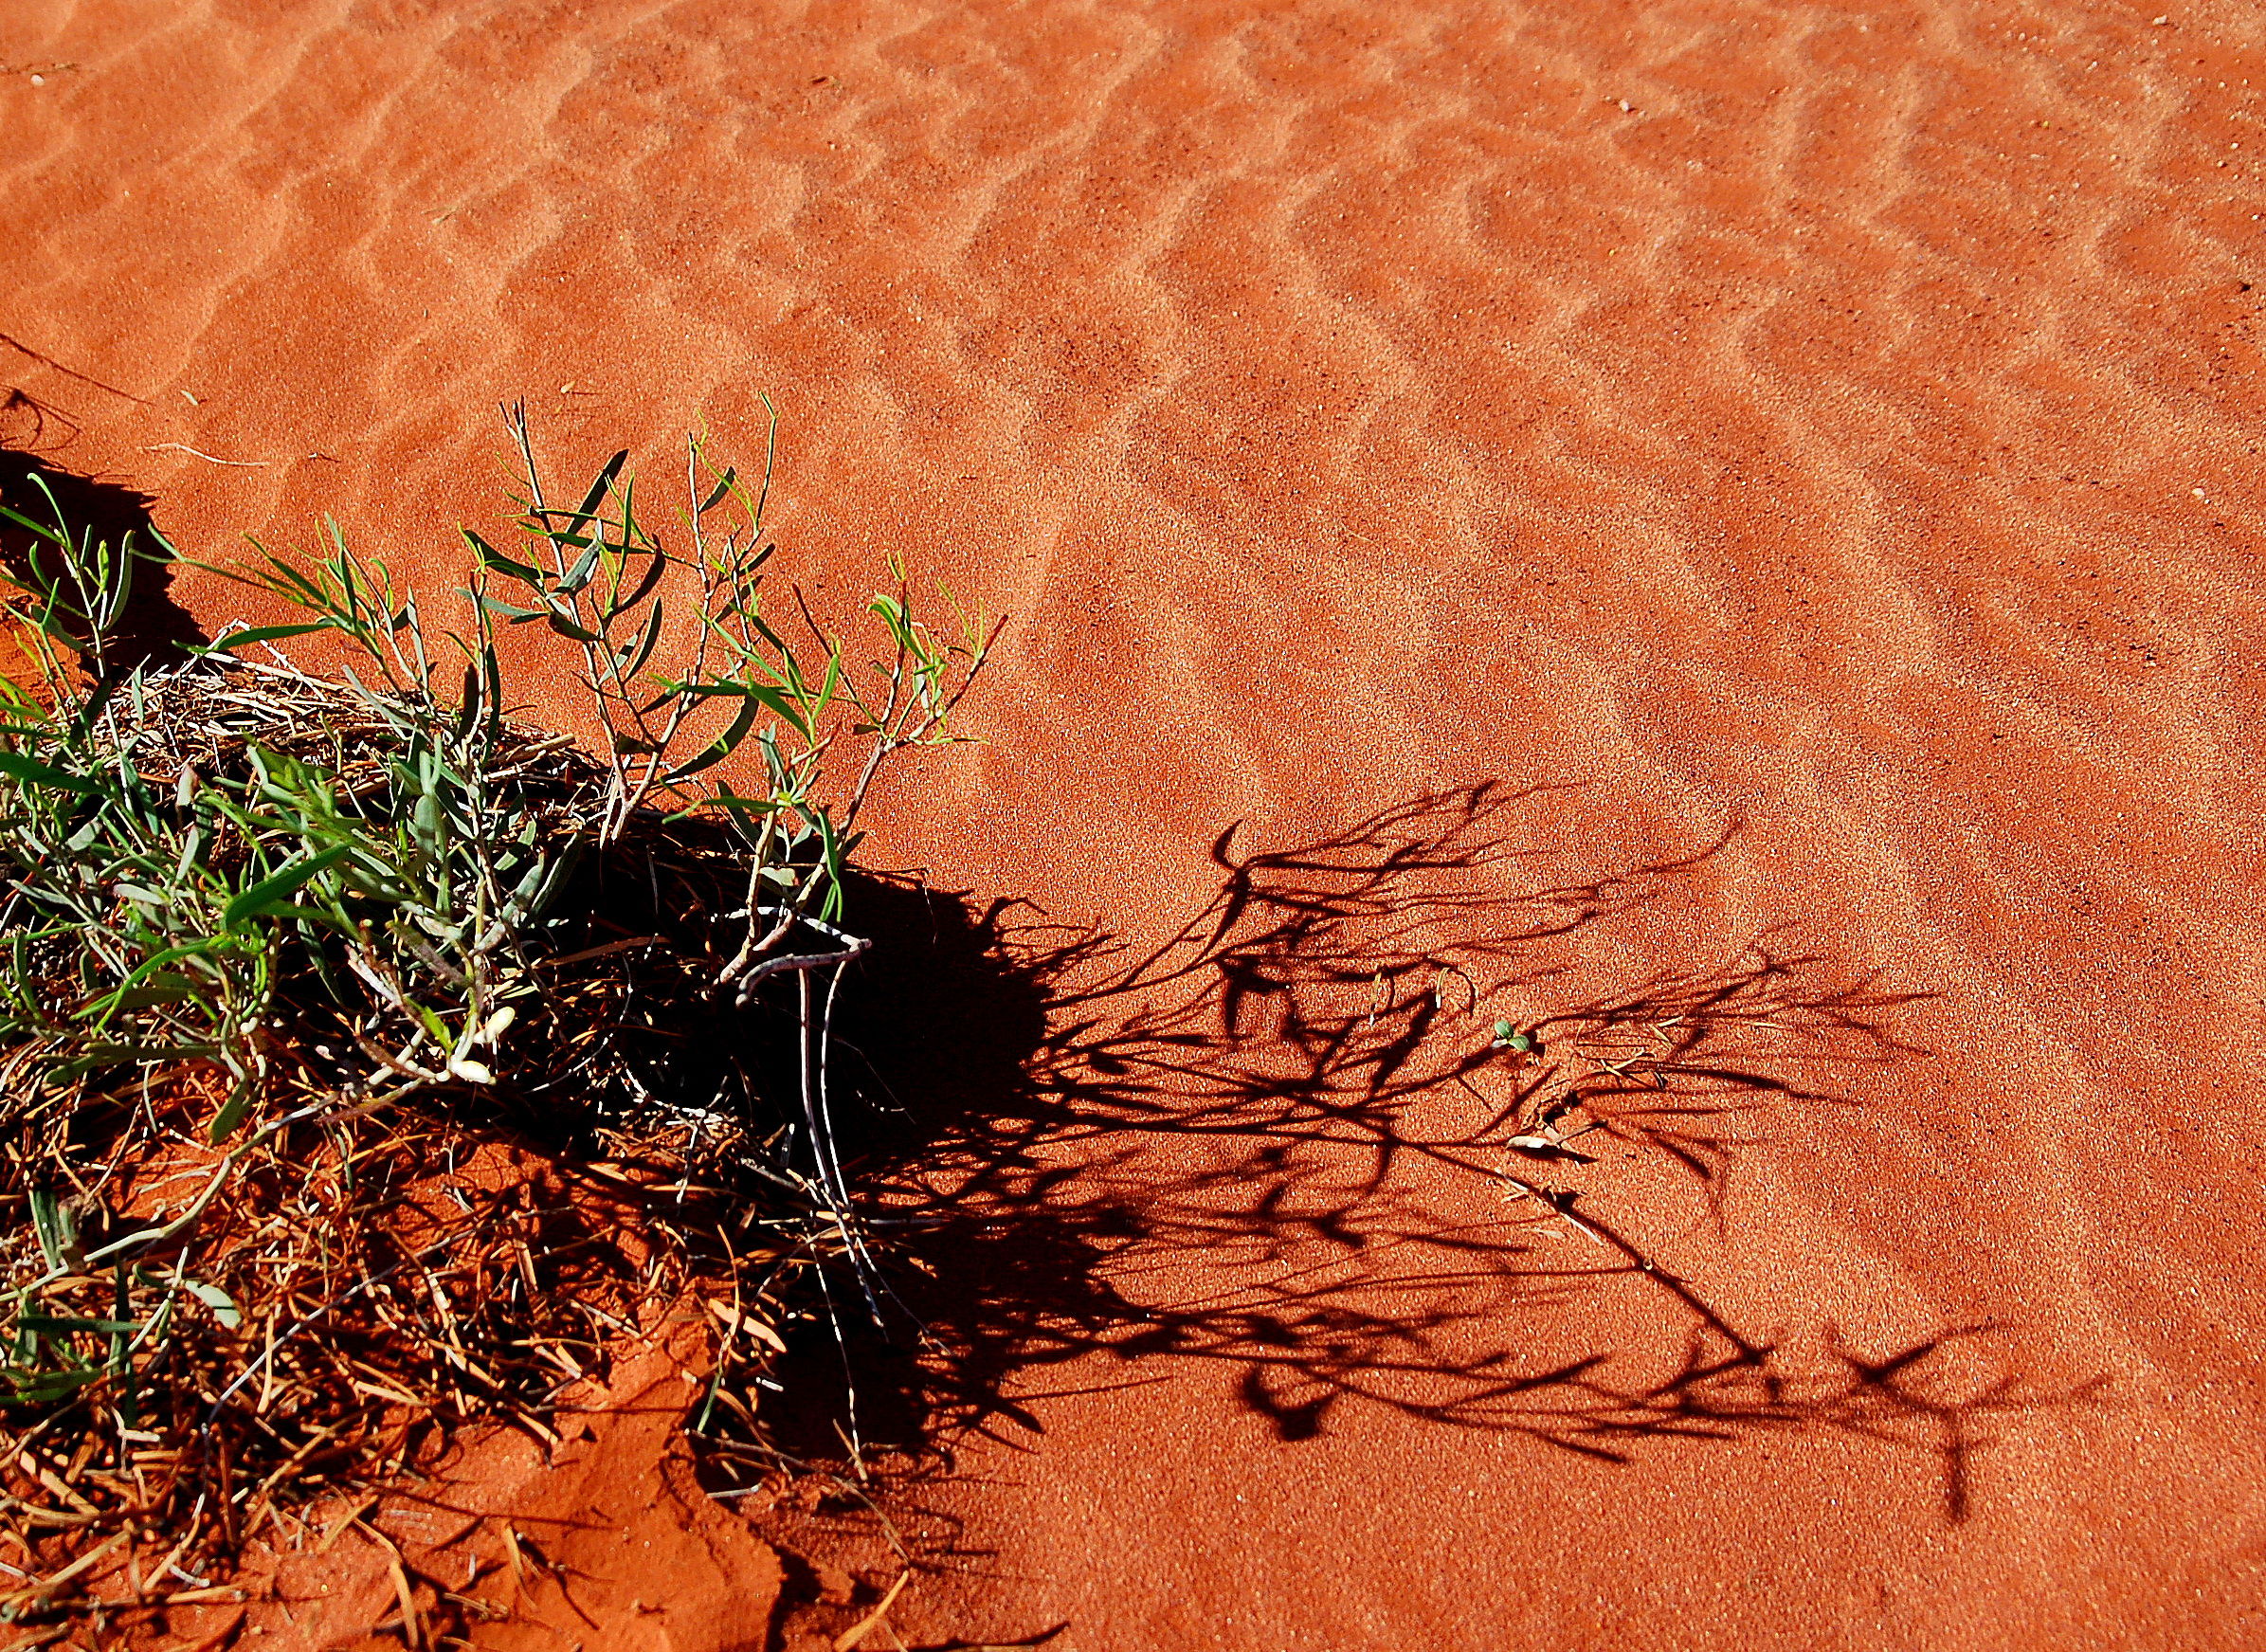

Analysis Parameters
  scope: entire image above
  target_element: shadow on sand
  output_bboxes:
[0,446,208,670]
[745,781,2094,1570]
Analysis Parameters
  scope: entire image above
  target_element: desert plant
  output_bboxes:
[0,407,992,1625]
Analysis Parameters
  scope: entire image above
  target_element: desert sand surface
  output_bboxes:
[4,0,2265,1646]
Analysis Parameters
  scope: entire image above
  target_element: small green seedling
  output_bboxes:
[1493,1019,1539,1054]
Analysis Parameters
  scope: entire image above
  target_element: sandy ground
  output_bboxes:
[4,0,2266,1647]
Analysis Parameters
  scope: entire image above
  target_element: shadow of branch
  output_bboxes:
[725,785,2092,1537]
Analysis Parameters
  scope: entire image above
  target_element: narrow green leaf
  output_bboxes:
[45,1043,224,1083]
[182,1280,243,1330]
[815,809,846,920]
[208,1084,255,1142]
[615,600,664,681]
[736,681,812,740]
[544,450,629,553]
[0,752,100,795]
[15,1316,139,1335]
[557,536,605,594]
[222,844,353,929]
[28,1189,77,1272]
[5,1371,103,1401]
[813,650,842,723]
[462,528,546,584]
[603,544,669,620]
[543,604,600,644]
[698,465,738,514]
[667,694,762,781]
[203,622,335,652]
[684,792,785,814]
[0,499,67,546]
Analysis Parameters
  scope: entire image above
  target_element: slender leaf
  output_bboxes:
[203,622,335,650]
[182,1280,243,1330]
[462,528,546,585]
[698,466,738,514]
[667,693,763,781]
[29,1189,76,1271]
[605,546,670,621]
[222,844,353,930]
[558,536,605,594]
[0,752,100,795]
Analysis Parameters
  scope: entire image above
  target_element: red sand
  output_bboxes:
[5,0,2266,1646]
[257,1341,780,1652]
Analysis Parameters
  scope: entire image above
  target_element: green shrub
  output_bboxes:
[0,407,990,1621]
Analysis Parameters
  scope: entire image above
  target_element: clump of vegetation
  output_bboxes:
[0,407,991,1628]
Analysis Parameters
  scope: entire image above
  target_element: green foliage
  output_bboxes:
[1493,1019,1537,1053]
[0,407,991,1447]
[0,405,987,1140]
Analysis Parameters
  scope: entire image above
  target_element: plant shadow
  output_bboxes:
[745,781,2094,1554]
[0,447,208,672]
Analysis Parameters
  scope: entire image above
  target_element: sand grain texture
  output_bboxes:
[3,0,2265,1647]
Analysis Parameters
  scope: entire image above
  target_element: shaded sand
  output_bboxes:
[5,0,2266,1645]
